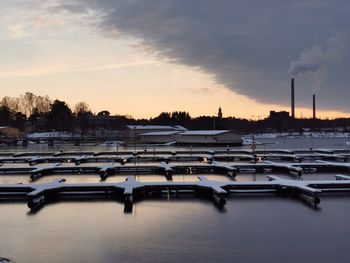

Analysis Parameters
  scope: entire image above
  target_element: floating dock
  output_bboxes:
[1,148,350,213]
[1,175,350,213]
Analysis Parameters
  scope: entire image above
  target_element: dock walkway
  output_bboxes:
[1,175,350,213]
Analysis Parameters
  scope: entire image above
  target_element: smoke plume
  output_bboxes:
[289,34,345,92]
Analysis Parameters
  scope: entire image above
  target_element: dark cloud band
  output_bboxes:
[48,0,350,112]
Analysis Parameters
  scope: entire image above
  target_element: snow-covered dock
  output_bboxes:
[1,148,350,213]
[1,175,350,213]
[2,159,350,181]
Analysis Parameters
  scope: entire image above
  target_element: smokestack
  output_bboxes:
[313,94,316,119]
[291,78,295,118]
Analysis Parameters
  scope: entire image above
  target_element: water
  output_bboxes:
[1,137,350,262]
[1,197,350,262]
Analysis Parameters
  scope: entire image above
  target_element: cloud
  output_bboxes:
[0,60,156,78]
[38,0,350,111]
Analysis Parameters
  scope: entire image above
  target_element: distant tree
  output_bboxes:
[48,100,73,131]
[1,96,20,113]
[74,102,94,136]
[20,92,37,116]
[12,112,27,130]
[152,112,171,124]
[0,106,11,126]
[97,110,110,116]
[35,95,51,113]
[74,102,92,117]
[18,92,52,117]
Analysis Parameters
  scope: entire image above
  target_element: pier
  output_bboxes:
[1,175,350,212]
[1,148,350,213]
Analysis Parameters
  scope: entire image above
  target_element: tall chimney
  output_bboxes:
[291,78,295,118]
[313,94,316,119]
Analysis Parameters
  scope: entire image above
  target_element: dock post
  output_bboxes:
[124,194,133,213]
[30,172,42,181]
[212,192,226,208]
[100,171,108,180]
[27,195,45,211]
[297,192,320,208]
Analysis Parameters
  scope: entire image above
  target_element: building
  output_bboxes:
[126,125,187,139]
[267,111,291,132]
[138,129,242,145]
[269,111,290,119]
[0,126,21,139]
[177,130,242,145]
[139,131,181,144]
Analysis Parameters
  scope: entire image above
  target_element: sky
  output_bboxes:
[0,0,349,119]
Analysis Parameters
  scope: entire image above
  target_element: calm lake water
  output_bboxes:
[1,137,350,262]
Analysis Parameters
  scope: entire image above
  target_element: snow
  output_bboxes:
[27,131,73,139]
[127,125,179,130]
[180,130,230,136]
[140,131,181,136]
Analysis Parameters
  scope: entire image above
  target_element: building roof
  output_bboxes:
[127,125,174,130]
[180,130,230,136]
[27,132,73,139]
[127,125,186,130]
[140,131,181,136]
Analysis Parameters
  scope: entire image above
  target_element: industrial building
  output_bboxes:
[139,129,242,145]
[126,125,187,138]
[139,131,180,144]
[177,130,242,145]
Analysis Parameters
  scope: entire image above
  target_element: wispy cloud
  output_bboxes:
[0,60,157,78]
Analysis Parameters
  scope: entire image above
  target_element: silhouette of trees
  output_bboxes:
[20,92,37,116]
[48,100,74,131]
[12,112,27,130]
[2,92,350,134]
[1,96,20,113]
[35,95,51,114]
[74,101,92,117]
[151,111,191,126]
[171,111,191,124]
[0,106,11,126]
[74,102,93,136]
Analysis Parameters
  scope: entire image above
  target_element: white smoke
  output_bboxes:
[289,34,345,92]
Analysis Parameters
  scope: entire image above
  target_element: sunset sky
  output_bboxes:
[0,0,349,119]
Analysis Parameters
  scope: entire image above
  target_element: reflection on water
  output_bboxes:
[1,197,350,263]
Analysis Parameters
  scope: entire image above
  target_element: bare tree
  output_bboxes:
[74,101,91,116]
[20,92,36,116]
[35,95,51,113]
[1,96,20,113]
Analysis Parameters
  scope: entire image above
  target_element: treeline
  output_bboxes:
[1,92,350,134]
[0,92,106,133]
[132,111,350,133]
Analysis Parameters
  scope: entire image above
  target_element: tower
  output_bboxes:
[291,78,295,119]
[218,107,223,119]
[313,94,316,119]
